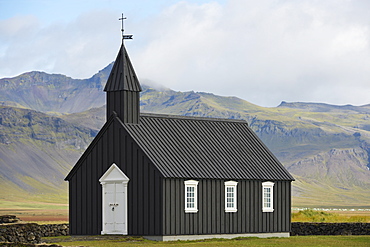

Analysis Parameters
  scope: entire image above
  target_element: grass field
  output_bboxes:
[0,181,68,223]
[44,235,370,247]
[291,209,370,223]
[0,199,68,223]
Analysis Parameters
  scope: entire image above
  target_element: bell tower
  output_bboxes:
[104,15,142,124]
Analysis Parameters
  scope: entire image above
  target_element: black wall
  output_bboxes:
[68,118,163,235]
[162,179,291,235]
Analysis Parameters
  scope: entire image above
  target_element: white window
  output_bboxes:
[224,181,238,212]
[184,180,199,213]
[262,181,274,212]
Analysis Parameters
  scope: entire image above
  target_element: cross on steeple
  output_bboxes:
[119,13,133,42]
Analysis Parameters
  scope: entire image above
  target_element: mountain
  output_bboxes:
[0,63,112,114]
[278,101,370,114]
[0,106,96,203]
[1,68,370,207]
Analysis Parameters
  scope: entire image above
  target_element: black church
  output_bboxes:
[65,34,294,241]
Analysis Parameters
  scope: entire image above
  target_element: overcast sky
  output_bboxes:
[1,0,369,107]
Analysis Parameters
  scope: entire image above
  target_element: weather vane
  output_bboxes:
[119,13,133,42]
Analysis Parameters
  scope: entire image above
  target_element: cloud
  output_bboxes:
[0,10,121,79]
[1,0,370,107]
[133,0,370,106]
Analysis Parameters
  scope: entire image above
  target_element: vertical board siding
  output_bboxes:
[91,149,97,234]
[68,119,163,235]
[162,179,291,235]
[250,180,256,232]
[69,179,76,234]
[86,154,92,234]
[106,91,140,124]
[80,163,87,234]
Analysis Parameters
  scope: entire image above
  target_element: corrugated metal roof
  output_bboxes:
[104,44,142,92]
[121,113,294,181]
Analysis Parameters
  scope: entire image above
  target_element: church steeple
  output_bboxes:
[104,16,141,124]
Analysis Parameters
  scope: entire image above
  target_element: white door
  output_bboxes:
[104,182,126,233]
[100,164,129,235]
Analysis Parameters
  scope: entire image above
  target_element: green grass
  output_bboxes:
[45,235,370,247]
[0,194,68,223]
[292,209,370,223]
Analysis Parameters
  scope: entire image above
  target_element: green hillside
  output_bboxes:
[0,106,96,203]
[1,69,370,208]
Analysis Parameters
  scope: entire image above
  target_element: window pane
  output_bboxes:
[263,183,274,211]
[185,184,197,210]
[226,185,236,209]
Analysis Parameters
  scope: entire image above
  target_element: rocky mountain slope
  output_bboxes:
[0,106,96,203]
[1,68,370,207]
[0,63,112,114]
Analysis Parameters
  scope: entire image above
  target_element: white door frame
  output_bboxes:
[99,163,129,235]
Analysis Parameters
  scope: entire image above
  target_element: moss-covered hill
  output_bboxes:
[1,69,370,207]
[0,106,96,203]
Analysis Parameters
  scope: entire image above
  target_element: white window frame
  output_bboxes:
[224,181,238,212]
[184,180,199,213]
[262,181,274,212]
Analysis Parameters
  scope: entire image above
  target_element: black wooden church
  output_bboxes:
[65,35,294,240]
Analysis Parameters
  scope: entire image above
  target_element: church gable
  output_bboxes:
[65,113,164,236]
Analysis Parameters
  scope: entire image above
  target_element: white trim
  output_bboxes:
[145,232,290,241]
[262,181,274,213]
[224,181,238,212]
[99,163,129,183]
[100,164,130,235]
[184,180,199,213]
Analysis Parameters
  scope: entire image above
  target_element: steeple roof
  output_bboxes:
[104,44,142,92]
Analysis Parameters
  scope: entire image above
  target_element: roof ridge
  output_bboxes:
[139,112,248,124]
